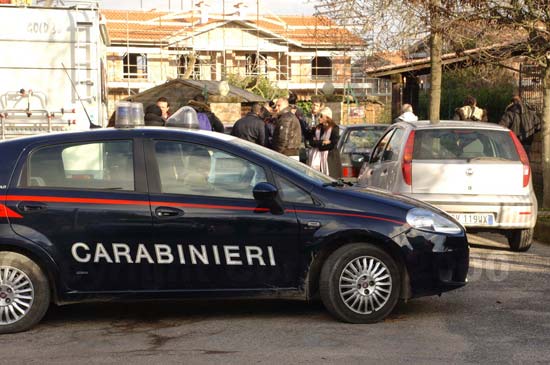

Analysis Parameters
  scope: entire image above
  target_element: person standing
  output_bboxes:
[144,105,165,126]
[499,95,541,154]
[188,94,225,132]
[392,103,418,123]
[307,107,342,178]
[453,96,488,122]
[156,97,171,121]
[272,97,302,160]
[310,95,325,127]
[231,102,266,146]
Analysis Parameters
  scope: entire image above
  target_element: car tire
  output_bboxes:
[0,252,50,334]
[319,243,401,324]
[507,229,533,252]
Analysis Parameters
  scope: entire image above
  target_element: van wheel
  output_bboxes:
[0,252,50,334]
[508,229,533,252]
[320,243,400,323]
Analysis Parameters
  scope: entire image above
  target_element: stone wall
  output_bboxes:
[326,101,386,125]
[210,102,242,125]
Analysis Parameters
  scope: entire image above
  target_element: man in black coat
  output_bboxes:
[144,105,165,126]
[231,103,266,146]
[499,95,541,154]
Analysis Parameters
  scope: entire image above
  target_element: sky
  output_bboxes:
[99,0,317,15]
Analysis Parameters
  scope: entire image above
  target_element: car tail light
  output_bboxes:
[509,131,530,187]
[402,130,415,185]
[342,166,357,177]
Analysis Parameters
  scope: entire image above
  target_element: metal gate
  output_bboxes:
[519,64,543,113]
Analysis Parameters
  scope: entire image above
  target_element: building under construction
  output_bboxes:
[102,2,391,118]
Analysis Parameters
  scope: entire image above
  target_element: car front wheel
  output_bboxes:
[508,228,533,252]
[320,243,401,323]
[0,252,50,334]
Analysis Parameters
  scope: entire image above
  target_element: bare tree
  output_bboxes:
[313,0,482,124]
[450,1,550,208]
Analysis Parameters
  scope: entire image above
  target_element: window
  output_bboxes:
[370,129,395,163]
[312,56,332,79]
[343,127,386,153]
[275,175,313,205]
[155,141,267,199]
[177,55,201,79]
[381,128,405,162]
[413,129,519,161]
[123,53,147,79]
[246,53,268,75]
[21,141,134,190]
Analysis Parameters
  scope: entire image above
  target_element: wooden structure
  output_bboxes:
[124,79,266,124]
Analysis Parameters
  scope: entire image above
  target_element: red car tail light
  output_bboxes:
[342,166,357,177]
[402,130,415,185]
[509,131,530,187]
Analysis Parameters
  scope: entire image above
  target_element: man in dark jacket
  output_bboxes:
[231,103,266,145]
[188,94,225,132]
[499,95,541,154]
[144,105,165,126]
[273,97,302,159]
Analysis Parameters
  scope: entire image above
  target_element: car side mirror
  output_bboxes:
[253,182,278,201]
[253,182,284,215]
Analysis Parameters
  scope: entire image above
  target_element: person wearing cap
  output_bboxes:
[307,107,342,178]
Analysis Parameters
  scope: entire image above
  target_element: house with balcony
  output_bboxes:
[102,4,391,113]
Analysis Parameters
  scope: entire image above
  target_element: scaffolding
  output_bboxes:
[104,3,391,109]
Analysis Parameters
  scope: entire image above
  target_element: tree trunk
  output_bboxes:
[429,29,442,124]
[181,53,197,80]
[542,64,550,208]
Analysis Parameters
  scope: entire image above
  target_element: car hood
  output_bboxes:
[345,184,451,216]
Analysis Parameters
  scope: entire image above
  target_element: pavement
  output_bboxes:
[2,233,550,364]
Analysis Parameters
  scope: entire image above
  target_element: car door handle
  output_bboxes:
[155,207,185,218]
[303,221,321,230]
[17,202,47,213]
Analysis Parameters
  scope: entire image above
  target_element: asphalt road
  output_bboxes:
[4,235,550,364]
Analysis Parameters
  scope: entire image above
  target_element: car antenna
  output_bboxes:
[61,62,100,129]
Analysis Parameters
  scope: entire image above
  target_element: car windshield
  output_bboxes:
[413,129,519,161]
[228,137,334,184]
[343,127,386,152]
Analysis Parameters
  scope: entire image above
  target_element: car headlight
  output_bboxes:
[406,208,462,235]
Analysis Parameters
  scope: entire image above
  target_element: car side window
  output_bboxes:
[20,141,134,190]
[275,175,313,205]
[381,128,405,162]
[155,140,267,199]
[370,129,395,163]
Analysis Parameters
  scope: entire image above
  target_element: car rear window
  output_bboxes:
[413,129,519,161]
[343,128,386,151]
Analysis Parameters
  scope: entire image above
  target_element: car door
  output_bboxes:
[5,138,155,292]
[363,128,396,188]
[380,127,406,191]
[145,138,302,291]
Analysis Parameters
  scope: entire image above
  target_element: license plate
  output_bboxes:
[449,213,495,226]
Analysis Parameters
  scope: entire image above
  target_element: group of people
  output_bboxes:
[143,95,225,133]
[393,94,542,154]
[231,95,342,178]
[136,94,342,178]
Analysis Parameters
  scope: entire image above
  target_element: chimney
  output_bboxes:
[196,0,210,24]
